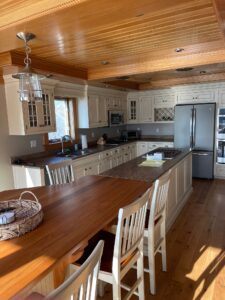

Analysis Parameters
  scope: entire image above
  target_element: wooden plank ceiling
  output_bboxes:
[0,0,225,90]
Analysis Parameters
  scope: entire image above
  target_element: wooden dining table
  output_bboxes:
[0,175,149,300]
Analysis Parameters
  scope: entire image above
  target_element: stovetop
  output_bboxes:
[148,148,182,159]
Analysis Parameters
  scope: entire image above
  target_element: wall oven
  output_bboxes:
[108,111,124,127]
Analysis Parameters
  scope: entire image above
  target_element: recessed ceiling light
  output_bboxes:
[175,48,184,53]
[200,71,206,74]
[136,13,144,17]
[116,76,130,80]
[101,60,109,65]
[176,67,193,72]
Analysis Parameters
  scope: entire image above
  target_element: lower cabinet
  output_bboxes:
[166,152,192,230]
[72,155,100,180]
[137,141,174,156]
[12,165,45,189]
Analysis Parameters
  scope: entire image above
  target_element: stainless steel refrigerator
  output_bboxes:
[174,103,216,179]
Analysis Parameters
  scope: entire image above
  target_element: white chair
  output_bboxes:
[26,240,104,300]
[75,188,150,300]
[45,161,74,185]
[144,170,171,295]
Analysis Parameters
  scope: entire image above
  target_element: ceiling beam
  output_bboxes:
[10,51,88,80]
[104,80,139,90]
[139,72,225,90]
[88,49,225,80]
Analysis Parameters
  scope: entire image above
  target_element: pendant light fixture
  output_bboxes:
[12,32,45,102]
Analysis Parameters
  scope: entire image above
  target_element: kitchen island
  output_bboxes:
[102,149,192,231]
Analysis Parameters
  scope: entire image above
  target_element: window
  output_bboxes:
[45,98,77,147]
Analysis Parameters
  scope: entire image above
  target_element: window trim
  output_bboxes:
[43,97,79,151]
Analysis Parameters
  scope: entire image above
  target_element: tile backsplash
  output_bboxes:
[78,123,174,142]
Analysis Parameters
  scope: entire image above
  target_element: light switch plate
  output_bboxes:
[30,140,37,148]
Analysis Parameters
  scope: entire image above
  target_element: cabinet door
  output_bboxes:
[88,95,99,127]
[154,94,175,107]
[139,96,153,122]
[177,90,215,104]
[99,158,111,173]
[137,142,148,156]
[98,96,108,126]
[85,162,99,175]
[218,89,225,105]
[127,98,139,123]
[23,88,56,134]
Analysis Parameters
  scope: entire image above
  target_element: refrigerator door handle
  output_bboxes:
[192,152,209,156]
[190,108,194,148]
[193,108,196,148]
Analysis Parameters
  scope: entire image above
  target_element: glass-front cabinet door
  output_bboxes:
[127,98,139,123]
[23,88,56,134]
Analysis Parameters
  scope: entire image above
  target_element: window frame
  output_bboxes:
[43,97,79,151]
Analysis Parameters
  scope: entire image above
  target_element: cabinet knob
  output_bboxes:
[85,168,88,171]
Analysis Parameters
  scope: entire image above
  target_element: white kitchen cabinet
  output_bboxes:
[218,89,225,106]
[139,96,153,122]
[214,163,225,178]
[137,142,148,156]
[107,96,122,110]
[177,90,215,104]
[88,94,108,128]
[127,98,139,123]
[12,165,45,188]
[4,76,56,135]
[99,150,112,173]
[154,94,175,107]
[72,155,99,180]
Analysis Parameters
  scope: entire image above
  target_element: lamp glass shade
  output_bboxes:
[18,73,43,102]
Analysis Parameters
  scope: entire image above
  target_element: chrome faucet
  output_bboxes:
[61,135,73,154]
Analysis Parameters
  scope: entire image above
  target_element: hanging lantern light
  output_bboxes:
[12,32,45,102]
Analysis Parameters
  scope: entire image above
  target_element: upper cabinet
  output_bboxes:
[139,96,153,123]
[177,90,215,104]
[78,89,127,129]
[127,97,139,123]
[4,76,56,135]
[88,94,108,128]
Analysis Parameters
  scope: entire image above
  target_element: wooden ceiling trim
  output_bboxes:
[0,52,12,67]
[10,51,88,80]
[104,80,139,91]
[139,72,225,89]
[0,0,87,31]
[88,49,225,80]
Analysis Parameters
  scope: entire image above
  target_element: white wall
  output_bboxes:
[0,84,44,191]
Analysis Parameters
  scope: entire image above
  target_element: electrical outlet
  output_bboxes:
[117,129,120,134]
[91,132,95,138]
[30,140,37,148]
[137,128,140,131]
[156,128,159,133]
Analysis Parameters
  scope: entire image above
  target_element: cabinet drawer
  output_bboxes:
[99,150,111,160]
[111,148,120,156]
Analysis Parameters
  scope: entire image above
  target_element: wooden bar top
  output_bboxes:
[0,176,149,300]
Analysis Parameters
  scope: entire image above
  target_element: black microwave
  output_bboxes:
[108,111,124,127]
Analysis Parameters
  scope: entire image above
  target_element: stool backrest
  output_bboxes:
[46,162,74,185]
[46,240,104,300]
[114,188,150,264]
[148,170,171,228]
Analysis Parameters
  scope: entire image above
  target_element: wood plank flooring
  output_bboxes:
[98,179,225,300]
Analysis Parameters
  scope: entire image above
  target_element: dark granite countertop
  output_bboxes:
[11,136,174,168]
[101,149,191,184]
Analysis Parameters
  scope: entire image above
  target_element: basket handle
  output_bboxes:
[19,191,39,203]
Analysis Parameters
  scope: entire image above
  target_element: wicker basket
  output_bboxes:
[0,191,43,241]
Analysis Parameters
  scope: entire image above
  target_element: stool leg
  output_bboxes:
[137,243,145,300]
[148,243,156,295]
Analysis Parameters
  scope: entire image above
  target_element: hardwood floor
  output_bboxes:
[98,179,225,300]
